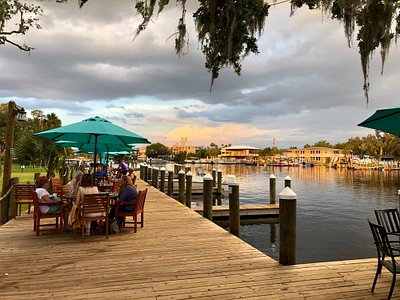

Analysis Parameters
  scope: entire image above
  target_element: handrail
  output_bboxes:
[0,184,15,226]
[0,184,15,205]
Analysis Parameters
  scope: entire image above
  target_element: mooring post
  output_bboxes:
[203,173,213,221]
[284,175,291,188]
[139,164,144,180]
[143,165,149,182]
[167,170,174,196]
[229,183,240,237]
[178,170,185,205]
[279,187,297,265]
[185,165,191,174]
[147,167,153,185]
[212,168,217,187]
[153,167,159,189]
[160,167,166,192]
[174,164,180,176]
[270,174,276,204]
[217,169,222,205]
[185,171,192,208]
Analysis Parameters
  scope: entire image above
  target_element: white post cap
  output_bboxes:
[203,173,213,180]
[285,175,292,180]
[160,167,166,171]
[186,171,192,176]
[270,174,276,179]
[178,170,185,174]
[217,169,222,172]
[279,187,297,199]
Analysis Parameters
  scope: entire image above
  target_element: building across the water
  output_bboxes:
[219,145,259,163]
[284,147,345,165]
[171,137,196,155]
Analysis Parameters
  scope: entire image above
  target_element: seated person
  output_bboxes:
[109,175,137,226]
[69,170,83,196]
[127,168,136,184]
[76,174,100,236]
[35,176,72,231]
[94,164,108,178]
[118,159,129,175]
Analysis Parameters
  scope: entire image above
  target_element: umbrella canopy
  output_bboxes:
[35,116,150,145]
[55,141,136,154]
[35,117,149,176]
[358,106,400,136]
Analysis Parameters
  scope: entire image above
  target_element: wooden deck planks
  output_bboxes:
[0,178,399,299]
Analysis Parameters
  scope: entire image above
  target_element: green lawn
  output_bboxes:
[0,164,46,194]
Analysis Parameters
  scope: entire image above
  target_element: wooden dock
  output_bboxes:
[0,178,398,299]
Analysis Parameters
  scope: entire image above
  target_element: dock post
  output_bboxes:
[212,168,217,187]
[139,165,143,179]
[284,175,291,188]
[185,171,192,208]
[229,183,240,237]
[160,167,166,192]
[153,167,159,189]
[147,167,153,185]
[203,173,213,221]
[167,170,174,196]
[279,187,297,265]
[174,164,180,175]
[217,169,222,205]
[270,174,276,204]
[185,165,191,174]
[143,165,148,183]
[178,170,185,204]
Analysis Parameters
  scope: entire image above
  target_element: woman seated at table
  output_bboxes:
[76,174,100,236]
[69,170,83,196]
[35,176,72,231]
[109,175,137,226]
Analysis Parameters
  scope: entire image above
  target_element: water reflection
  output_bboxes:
[161,163,400,263]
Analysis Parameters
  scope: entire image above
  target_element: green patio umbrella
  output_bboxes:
[358,106,400,136]
[35,116,150,175]
[55,140,136,154]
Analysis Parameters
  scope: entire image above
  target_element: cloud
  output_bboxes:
[0,1,399,148]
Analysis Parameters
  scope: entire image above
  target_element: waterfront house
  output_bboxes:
[284,147,345,165]
[171,137,196,155]
[219,145,259,164]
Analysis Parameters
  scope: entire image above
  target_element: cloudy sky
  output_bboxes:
[1,0,399,149]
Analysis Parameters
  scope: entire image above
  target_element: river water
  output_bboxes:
[180,164,400,264]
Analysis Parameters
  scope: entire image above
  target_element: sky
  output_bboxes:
[1,0,400,149]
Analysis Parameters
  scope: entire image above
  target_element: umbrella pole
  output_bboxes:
[93,135,98,185]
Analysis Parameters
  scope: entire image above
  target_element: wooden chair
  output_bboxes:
[368,220,400,299]
[375,209,400,236]
[112,180,122,193]
[114,188,147,233]
[50,177,62,193]
[14,184,35,216]
[33,191,63,236]
[54,184,70,198]
[80,193,109,240]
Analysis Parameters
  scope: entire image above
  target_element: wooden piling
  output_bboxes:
[139,165,144,180]
[147,167,152,184]
[167,170,174,196]
[174,164,180,175]
[212,168,217,187]
[229,183,240,237]
[178,170,185,205]
[217,169,222,205]
[270,174,276,204]
[185,171,192,208]
[185,165,191,174]
[203,173,213,221]
[153,167,159,189]
[143,165,148,183]
[284,175,291,188]
[160,167,166,192]
[279,187,297,265]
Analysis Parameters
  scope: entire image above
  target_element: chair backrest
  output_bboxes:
[82,193,109,216]
[135,188,148,214]
[32,191,41,215]
[14,184,35,200]
[112,180,122,193]
[374,208,400,234]
[368,220,395,258]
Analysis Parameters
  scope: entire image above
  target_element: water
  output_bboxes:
[180,164,400,264]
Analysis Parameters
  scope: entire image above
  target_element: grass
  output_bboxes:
[0,164,47,194]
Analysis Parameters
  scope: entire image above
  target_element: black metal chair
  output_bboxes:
[375,209,400,236]
[368,220,400,299]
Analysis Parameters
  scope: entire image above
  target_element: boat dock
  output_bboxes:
[0,179,396,299]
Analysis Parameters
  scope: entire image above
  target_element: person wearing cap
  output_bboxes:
[35,177,72,231]
[118,159,129,175]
